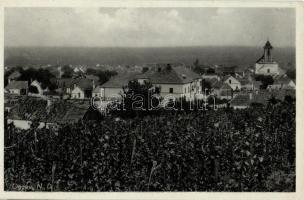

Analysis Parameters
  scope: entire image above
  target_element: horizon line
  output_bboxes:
[4,45,296,49]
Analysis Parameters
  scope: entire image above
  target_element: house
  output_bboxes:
[223,75,241,91]
[137,65,202,100]
[255,40,285,76]
[268,76,296,90]
[6,97,95,129]
[217,66,237,76]
[92,86,104,98]
[85,74,99,83]
[55,78,74,94]
[99,64,202,101]
[218,83,233,100]
[8,71,21,83]
[100,72,140,101]
[5,81,29,95]
[71,78,95,99]
[230,89,295,109]
[211,81,233,100]
[239,78,262,91]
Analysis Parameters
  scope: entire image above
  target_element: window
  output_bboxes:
[78,93,80,98]
[184,88,186,93]
[169,88,173,93]
[229,79,232,84]
[267,69,270,73]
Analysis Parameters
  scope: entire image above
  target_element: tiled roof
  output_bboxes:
[101,72,140,88]
[74,78,94,90]
[61,107,88,123]
[273,76,292,85]
[231,90,295,107]
[140,66,200,84]
[86,75,99,82]
[5,81,28,90]
[7,97,89,123]
[101,66,200,88]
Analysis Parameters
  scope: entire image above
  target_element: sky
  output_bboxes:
[4,7,295,47]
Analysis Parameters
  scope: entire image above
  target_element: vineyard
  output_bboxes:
[4,100,295,191]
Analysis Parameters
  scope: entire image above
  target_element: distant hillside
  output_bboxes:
[4,46,295,70]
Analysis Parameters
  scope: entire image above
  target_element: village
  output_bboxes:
[4,41,296,129]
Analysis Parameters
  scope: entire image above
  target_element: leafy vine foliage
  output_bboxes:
[4,100,295,191]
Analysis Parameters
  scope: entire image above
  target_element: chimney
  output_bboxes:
[93,80,95,89]
[249,92,253,100]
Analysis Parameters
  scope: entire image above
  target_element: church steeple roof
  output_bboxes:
[264,40,273,49]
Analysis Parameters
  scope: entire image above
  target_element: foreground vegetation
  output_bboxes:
[4,98,295,191]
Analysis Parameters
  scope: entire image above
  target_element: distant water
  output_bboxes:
[4,46,295,70]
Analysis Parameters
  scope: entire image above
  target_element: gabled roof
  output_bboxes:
[273,76,293,85]
[7,97,90,123]
[101,72,139,88]
[145,66,201,84]
[8,71,21,79]
[61,107,88,123]
[92,86,102,93]
[223,75,240,83]
[86,75,99,82]
[5,81,28,90]
[74,78,94,90]
[56,78,74,88]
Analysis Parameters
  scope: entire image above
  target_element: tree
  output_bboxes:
[86,68,117,85]
[18,67,57,90]
[61,65,73,78]
[255,75,274,89]
[110,80,160,118]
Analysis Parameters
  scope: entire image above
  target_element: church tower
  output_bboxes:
[263,40,273,62]
[255,40,282,76]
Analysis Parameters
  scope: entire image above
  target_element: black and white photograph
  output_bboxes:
[2,3,300,195]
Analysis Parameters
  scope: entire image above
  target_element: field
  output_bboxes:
[5,46,295,70]
[4,100,295,191]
